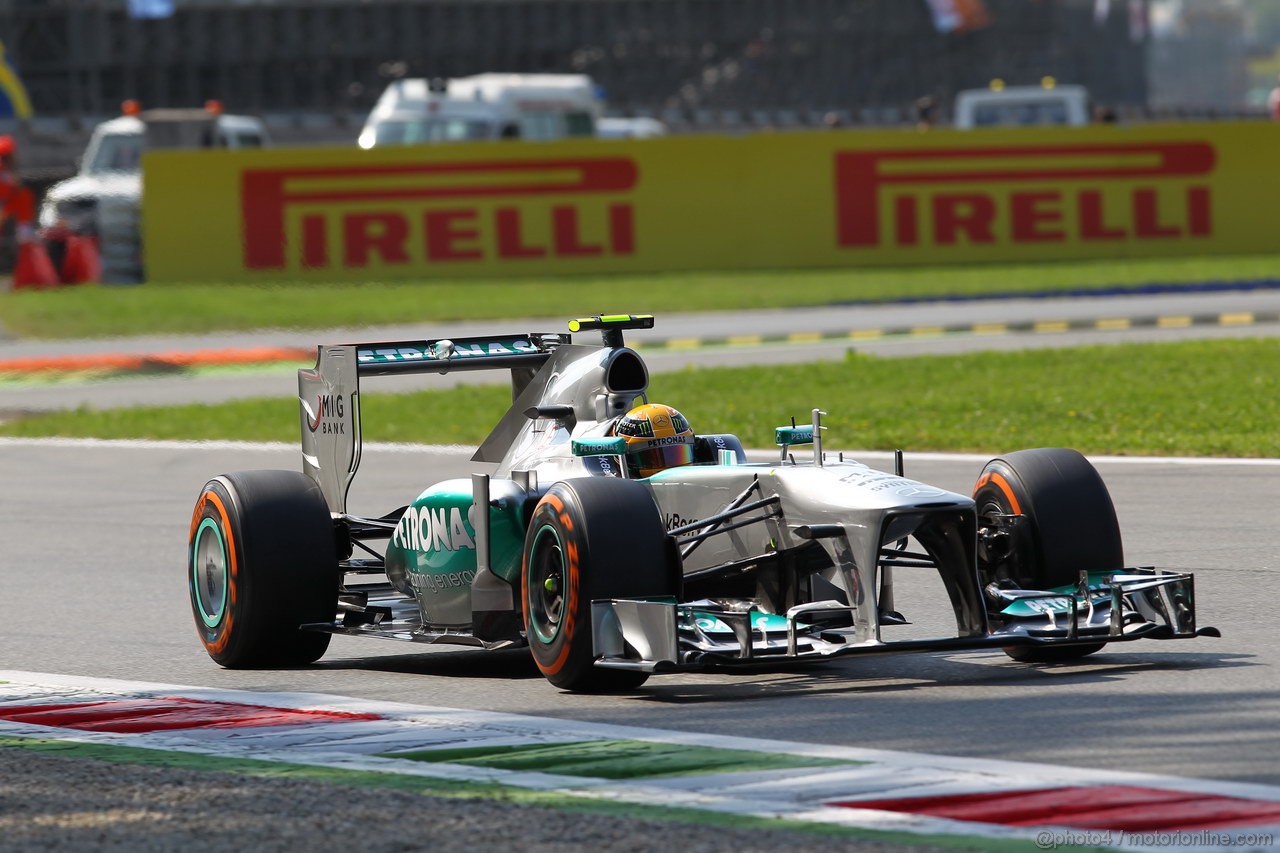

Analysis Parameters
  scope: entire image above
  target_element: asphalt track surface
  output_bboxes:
[3,288,1280,412]
[3,438,1278,792]
[3,292,1280,849]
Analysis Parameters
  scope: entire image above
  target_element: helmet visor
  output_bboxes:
[629,442,695,477]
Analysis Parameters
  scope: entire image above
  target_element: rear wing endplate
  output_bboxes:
[299,331,566,513]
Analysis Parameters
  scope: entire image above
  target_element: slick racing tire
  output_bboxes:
[522,478,676,692]
[973,448,1123,664]
[188,470,339,668]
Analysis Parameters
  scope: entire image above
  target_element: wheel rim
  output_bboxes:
[192,518,229,628]
[977,497,1006,524]
[527,525,566,645]
[976,487,1036,587]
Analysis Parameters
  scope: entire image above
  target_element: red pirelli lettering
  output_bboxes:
[1011,191,1066,243]
[834,142,1217,249]
[424,209,482,261]
[302,214,328,267]
[1079,190,1125,241]
[495,207,546,259]
[933,194,996,245]
[1133,188,1180,238]
[608,204,635,254]
[343,212,409,266]
[242,157,638,269]
[552,206,603,257]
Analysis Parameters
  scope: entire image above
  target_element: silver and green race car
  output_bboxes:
[187,314,1218,692]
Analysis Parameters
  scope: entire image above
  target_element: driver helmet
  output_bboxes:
[614,403,695,478]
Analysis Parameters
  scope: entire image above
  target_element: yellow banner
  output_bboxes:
[142,122,1280,282]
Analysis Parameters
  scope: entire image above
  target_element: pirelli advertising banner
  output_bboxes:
[142,122,1280,282]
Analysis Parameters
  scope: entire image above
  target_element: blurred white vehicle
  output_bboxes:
[953,82,1090,129]
[39,103,268,236]
[358,74,601,148]
[38,103,267,282]
[596,117,667,139]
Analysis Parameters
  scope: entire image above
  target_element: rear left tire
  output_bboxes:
[188,470,338,667]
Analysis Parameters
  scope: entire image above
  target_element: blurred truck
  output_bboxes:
[39,102,268,282]
[358,73,602,148]
[595,116,667,139]
[953,81,1090,129]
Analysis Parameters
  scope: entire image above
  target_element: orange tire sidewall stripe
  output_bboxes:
[523,493,580,679]
[192,488,239,654]
[976,470,1022,515]
[540,507,579,677]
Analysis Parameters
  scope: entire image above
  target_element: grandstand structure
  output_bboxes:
[2,0,1271,178]
[5,0,1144,128]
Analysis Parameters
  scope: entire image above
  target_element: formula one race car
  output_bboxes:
[187,315,1218,691]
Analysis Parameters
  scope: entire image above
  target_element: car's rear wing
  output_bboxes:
[299,331,567,514]
[352,334,566,377]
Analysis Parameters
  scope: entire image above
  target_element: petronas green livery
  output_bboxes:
[186,314,1218,693]
[385,481,526,627]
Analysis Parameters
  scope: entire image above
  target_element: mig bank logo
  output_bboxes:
[834,141,1216,249]
[241,157,639,270]
[304,393,345,435]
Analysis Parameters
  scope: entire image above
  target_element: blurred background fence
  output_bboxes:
[0,0,1167,125]
[1,0,1277,172]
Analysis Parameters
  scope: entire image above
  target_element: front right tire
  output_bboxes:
[973,448,1123,663]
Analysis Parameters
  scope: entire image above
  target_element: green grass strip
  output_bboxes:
[384,739,851,780]
[3,337,1277,458]
[0,735,1088,852]
[1,253,1276,339]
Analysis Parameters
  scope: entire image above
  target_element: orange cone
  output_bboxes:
[59,234,101,284]
[13,239,60,289]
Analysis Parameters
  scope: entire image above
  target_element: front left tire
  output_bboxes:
[522,478,677,692]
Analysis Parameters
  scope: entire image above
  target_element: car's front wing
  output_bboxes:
[590,568,1220,673]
